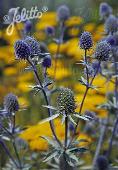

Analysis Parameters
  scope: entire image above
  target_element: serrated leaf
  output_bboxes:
[39,113,60,124]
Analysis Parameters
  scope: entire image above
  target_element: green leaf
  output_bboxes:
[39,113,60,124]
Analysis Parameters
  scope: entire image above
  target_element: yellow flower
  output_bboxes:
[41,12,57,21]
[48,43,68,54]
[36,12,57,30]
[65,16,83,27]
[17,82,32,93]
[75,94,106,113]
[18,97,29,108]
[48,65,71,80]
[4,67,17,76]
[84,23,95,32]
[34,31,46,41]
[20,118,92,151]
[68,27,80,37]
[77,133,93,147]
[30,138,48,151]
[18,72,33,83]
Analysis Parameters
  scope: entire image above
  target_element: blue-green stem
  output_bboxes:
[0,139,18,168]
[54,21,65,79]
[27,58,62,147]
[68,60,101,147]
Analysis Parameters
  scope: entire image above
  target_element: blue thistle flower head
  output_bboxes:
[4,93,19,113]
[99,2,112,19]
[106,35,116,47]
[24,36,40,57]
[14,40,31,60]
[94,41,111,61]
[92,61,101,74]
[45,26,55,36]
[105,15,118,34]
[57,5,70,22]
[80,31,93,50]
[96,155,108,170]
[42,55,51,68]
[24,20,32,33]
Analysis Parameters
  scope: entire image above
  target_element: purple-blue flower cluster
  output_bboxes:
[80,31,93,50]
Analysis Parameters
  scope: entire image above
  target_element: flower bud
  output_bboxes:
[57,88,76,115]
[42,55,51,68]
[4,93,19,113]
[57,5,70,22]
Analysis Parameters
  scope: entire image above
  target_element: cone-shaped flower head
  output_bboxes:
[57,88,76,115]
[4,93,19,113]
[94,41,111,61]
[80,31,93,50]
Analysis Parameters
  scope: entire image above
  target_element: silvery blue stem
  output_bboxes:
[107,115,118,159]
[11,114,22,169]
[54,21,65,79]
[107,56,118,160]
[0,139,18,168]
[65,114,68,149]
[68,61,101,148]
[27,58,62,147]
[92,118,108,169]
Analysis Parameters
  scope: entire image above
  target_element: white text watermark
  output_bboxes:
[3,6,48,36]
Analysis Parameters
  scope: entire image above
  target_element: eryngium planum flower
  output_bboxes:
[57,88,76,115]
[105,15,118,34]
[99,2,112,19]
[24,36,40,57]
[14,40,31,60]
[80,31,93,50]
[4,93,19,113]
[42,55,51,68]
[57,5,70,22]
[94,41,111,61]
[24,20,32,33]
[96,155,108,170]
[106,35,116,47]
[45,26,55,36]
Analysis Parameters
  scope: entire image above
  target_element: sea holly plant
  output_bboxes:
[92,2,118,170]
[0,29,111,170]
[1,2,118,170]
